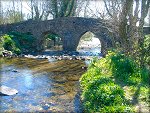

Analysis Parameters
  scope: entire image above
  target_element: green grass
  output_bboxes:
[80,51,149,113]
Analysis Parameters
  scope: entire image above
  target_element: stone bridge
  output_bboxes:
[0,17,113,55]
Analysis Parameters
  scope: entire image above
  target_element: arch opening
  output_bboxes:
[42,32,63,51]
[77,31,101,56]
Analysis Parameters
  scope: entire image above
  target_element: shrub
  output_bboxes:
[0,37,4,56]
[8,31,36,53]
[110,52,136,78]
[13,47,21,55]
[0,32,36,55]
[1,34,21,55]
[80,51,138,112]
[143,35,150,67]
[81,77,133,112]
[140,67,150,85]
[109,51,149,85]
[2,34,15,51]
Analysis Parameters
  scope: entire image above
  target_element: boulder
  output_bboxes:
[2,50,12,57]
[12,69,18,72]
[0,85,18,96]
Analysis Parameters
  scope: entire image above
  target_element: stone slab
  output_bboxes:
[0,85,18,96]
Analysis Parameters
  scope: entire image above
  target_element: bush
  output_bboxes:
[13,48,21,55]
[110,53,135,76]
[0,37,4,56]
[81,77,133,112]
[0,32,36,55]
[143,35,150,66]
[100,105,133,113]
[140,67,150,85]
[109,51,149,85]
[1,34,21,55]
[80,51,147,112]
[80,55,134,112]
[109,51,140,85]
[8,31,36,53]
[2,34,15,51]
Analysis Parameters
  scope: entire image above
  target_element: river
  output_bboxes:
[0,57,86,112]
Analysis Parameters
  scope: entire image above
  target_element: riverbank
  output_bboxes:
[80,51,149,113]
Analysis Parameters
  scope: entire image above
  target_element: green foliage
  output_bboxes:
[1,32,36,55]
[8,31,36,53]
[45,33,62,46]
[80,50,149,112]
[109,51,149,85]
[46,34,58,41]
[2,34,14,50]
[80,52,134,112]
[0,37,4,56]
[140,67,150,84]
[111,53,135,76]
[143,35,150,66]
[110,51,139,85]
[13,48,21,55]
[81,77,132,112]
[1,34,21,55]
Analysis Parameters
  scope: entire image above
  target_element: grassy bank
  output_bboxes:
[80,51,149,113]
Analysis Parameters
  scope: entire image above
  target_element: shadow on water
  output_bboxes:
[0,57,86,112]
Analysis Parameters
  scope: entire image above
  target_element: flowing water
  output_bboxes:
[0,57,86,112]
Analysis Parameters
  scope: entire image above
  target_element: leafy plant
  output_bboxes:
[2,34,15,51]
[143,35,150,67]
[8,31,36,53]
[1,32,36,55]
[80,50,149,112]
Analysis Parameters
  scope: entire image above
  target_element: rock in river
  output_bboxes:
[0,85,18,96]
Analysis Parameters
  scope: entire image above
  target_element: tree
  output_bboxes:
[0,0,2,24]
[101,0,149,67]
[48,0,77,18]
[26,0,50,20]
[0,0,24,24]
[3,10,24,24]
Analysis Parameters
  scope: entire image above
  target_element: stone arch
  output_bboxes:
[37,31,64,51]
[74,30,110,55]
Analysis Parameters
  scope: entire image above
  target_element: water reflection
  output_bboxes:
[0,58,85,112]
[24,73,33,89]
